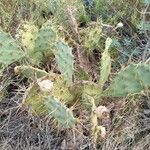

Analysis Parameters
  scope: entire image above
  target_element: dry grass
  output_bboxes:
[0,85,150,150]
[101,97,150,150]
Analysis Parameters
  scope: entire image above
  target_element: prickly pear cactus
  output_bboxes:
[0,32,24,66]
[23,73,75,128]
[44,96,76,128]
[33,25,56,62]
[14,65,49,80]
[21,24,57,64]
[23,83,48,115]
[35,25,56,51]
[70,81,101,108]
[49,74,73,102]
[84,24,102,54]
[21,69,73,116]
[20,22,38,51]
[99,37,112,88]
[20,22,40,64]
[103,63,150,97]
[54,41,74,86]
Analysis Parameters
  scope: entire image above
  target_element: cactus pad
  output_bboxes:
[84,25,102,54]
[23,72,73,114]
[54,41,74,86]
[23,73,75,128]
[33,25,56,60]
[35,26,56,51]
[99,37,112,88]
[0,32,24,65]
[103,63,150,97]
[20,23,38,51]
[44,96,76,128]
[23,83,48,115]
[14,65,49,80]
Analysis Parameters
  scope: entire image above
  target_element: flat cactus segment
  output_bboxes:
[54,41,74,86]
[103,64,150,97]
[20,23,38,51]
[50,74,73,103]
[29,25,57,64]
[23,84,48,115]
[0,32,24,65]
[84,25,102,54]
[44,96,76,128]
[34,25,56,52]
[23,73,73,117]
[14,66,49,80]
[135,64,150,86]
[15,65,73,103]
[99,37,112,88]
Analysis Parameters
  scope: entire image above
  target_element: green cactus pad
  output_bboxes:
[99,37,112,88]
[14,65,49,80]
[103,63,150,97]
[34,25,56,54]
[23,84,48,115]
[23,74,75,128]
[44,96,76,128]
[84,25,102,54]
[54,41,74,86]
[23,25,57,64]
[49,74,73,103]
[20,23,38,51]
[23,73,73,114]
[0,32,24,65]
